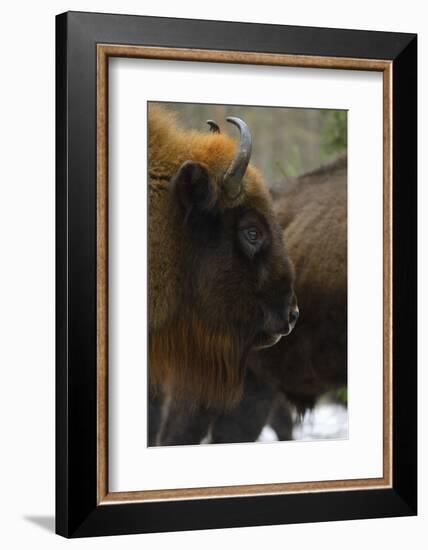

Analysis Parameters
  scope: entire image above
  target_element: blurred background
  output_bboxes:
[153,101,348,441]
[155,102,347,191]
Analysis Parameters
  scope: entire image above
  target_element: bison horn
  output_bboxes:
[223,117,252,200]
[206,120,220,133]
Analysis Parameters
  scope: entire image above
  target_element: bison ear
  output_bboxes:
[172,161,218,215]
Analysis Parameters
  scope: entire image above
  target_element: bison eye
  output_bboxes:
[244,227,260,243]
[239,225,265,258]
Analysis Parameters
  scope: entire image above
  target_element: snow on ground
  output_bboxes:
[258,425,279,442]
[293,402,348,440]
[258,402,348,443]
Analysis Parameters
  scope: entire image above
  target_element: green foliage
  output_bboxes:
[335,387,348,406]
[322,387,347,407]
[274,160,289,178]
[275,144,302,178]
[320,110,347,161]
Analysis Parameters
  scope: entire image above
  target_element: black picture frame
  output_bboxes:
[56,11,417,538]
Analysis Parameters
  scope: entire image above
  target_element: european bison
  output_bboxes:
[151,154,347,445]
[148,106,298,408]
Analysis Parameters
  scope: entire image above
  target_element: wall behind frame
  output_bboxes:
[0,0,424,548]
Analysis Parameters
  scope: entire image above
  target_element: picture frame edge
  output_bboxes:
[55,11,417,538]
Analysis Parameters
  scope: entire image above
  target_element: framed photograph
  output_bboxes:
[56,11,417,538]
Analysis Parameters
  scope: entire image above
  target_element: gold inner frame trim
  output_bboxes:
[96,44,393,505]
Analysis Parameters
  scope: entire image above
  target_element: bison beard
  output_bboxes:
[149,314,248,407]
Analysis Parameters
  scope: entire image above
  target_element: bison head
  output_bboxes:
[149,106,298,407]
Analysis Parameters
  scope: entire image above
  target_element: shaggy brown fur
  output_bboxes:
[150,155,347,445]
[149,314,245,406]
[148,105,296,407]
[251,155,347,406]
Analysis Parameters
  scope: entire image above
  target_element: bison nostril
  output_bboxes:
[289,306,299,326]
